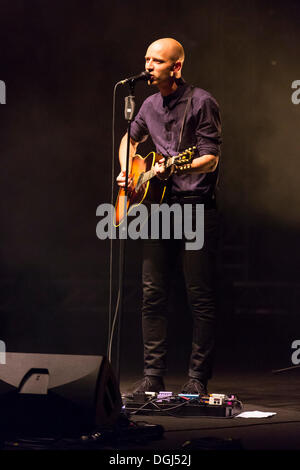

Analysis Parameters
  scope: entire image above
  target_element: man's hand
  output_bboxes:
[116,170,133,189]
[154,157,173,180]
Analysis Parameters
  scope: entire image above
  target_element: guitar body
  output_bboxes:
[114,152,166,227]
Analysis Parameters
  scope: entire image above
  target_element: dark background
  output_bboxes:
[0,0,299,379]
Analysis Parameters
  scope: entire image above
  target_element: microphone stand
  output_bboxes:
[115,81,136,384]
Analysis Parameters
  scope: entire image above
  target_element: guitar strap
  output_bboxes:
[176,85,195,153]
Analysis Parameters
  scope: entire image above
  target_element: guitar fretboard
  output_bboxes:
[138,157,174,186]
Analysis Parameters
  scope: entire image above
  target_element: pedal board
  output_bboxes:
[122,392,242,417]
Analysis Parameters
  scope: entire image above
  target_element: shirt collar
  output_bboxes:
[162,79,188,108]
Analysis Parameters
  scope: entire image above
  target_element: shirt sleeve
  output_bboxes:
[195,96,222,157]
[130,100,149,143]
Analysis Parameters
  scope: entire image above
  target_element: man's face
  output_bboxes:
[145,42,176,86]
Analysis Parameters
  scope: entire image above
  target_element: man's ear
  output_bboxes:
[173,61,182,77]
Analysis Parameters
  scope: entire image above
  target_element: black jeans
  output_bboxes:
[142,202,220,383]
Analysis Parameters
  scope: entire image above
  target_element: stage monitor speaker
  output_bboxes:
[0,353,122,436]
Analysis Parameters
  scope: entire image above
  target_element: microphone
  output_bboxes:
[119,71,151,85]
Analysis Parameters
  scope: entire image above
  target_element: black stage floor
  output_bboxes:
[120,367,300,452]
[2,365,300,458]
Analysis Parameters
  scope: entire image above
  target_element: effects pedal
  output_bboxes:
[122,391,242,417]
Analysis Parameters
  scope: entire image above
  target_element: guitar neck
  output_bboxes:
[141,157,175,185]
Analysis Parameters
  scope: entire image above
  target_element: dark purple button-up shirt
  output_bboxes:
[130,82,222,198]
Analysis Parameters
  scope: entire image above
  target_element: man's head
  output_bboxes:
[145,38,185,90]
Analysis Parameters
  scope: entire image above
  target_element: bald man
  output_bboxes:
[117,38,222,396]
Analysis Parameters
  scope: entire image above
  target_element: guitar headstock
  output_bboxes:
[174,146,196,166]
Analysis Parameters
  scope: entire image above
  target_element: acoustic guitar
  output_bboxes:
[114,147,196,226]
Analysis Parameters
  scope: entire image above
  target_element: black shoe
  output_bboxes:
[132,376,165,394]
[181,379,208,396]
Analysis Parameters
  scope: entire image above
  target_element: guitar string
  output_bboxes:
[139,150,193,187]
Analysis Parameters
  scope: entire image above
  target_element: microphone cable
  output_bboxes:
[107,80,121,364]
